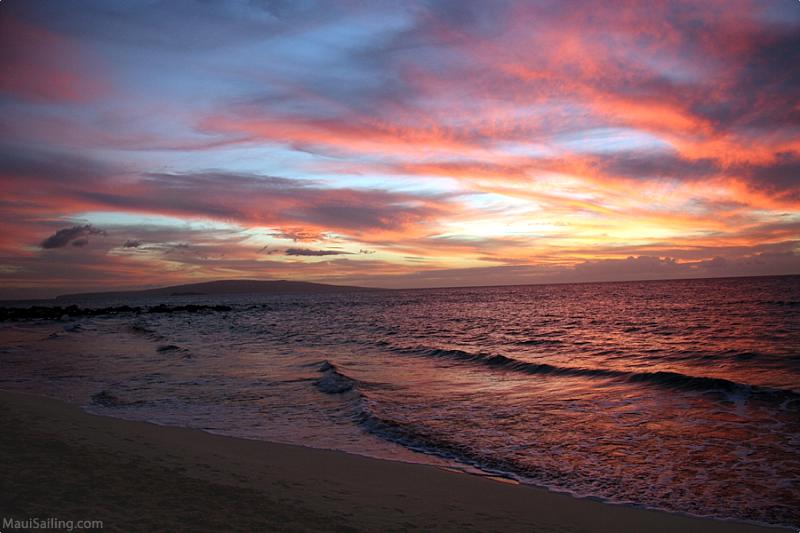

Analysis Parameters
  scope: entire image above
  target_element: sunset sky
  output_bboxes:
[1,0,799,298]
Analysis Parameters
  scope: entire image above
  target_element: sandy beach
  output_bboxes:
[0,389,788,533]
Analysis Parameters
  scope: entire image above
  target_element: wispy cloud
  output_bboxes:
[285,248,352,256]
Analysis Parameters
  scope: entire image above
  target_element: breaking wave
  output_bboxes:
[382,344,800,405]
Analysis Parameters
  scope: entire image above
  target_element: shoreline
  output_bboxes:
[0,389,790,532]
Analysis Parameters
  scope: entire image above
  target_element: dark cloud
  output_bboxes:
[573,149,799,197]
[40,225,106,249]
[0,144,114,185]
[735,152,800,199]
[693,27,800,130]
[167,243,191,253]
[285,248,351,256]
[269,228,328,242]
[122,239,142,248]
[593,151,719,181]
[0,148,449,235]
[74,171,447,235]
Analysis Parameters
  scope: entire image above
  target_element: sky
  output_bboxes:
[1,0,799,298]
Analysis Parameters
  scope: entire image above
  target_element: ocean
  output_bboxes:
[1,275,798,528]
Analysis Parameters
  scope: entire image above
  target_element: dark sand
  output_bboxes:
[0,390,789,532]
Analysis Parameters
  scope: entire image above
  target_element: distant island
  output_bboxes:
[56,279,377,300]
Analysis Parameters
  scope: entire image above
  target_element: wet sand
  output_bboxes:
[0,389,788,532]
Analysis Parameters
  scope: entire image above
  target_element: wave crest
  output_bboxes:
[314,360,356,394]
[382,344,800,405]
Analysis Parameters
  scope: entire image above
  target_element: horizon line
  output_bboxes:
[2,272,798,304]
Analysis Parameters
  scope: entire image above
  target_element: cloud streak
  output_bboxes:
[285,248,352,257]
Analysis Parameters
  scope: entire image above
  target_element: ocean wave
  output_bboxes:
[311,362,516,477]
[383,344,800,404]
[314,360,356,394]
[766,300,800,307]
[306,355,798,528]
[516,338,564,346]
[90,390,145,408]
[0,304,234,322]
[155,344,191,359]
[354,404,515,474]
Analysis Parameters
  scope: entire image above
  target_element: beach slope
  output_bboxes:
[0,390,787,532]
